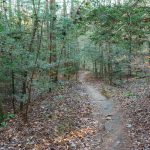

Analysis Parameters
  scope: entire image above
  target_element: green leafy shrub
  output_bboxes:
[0,112,15,127]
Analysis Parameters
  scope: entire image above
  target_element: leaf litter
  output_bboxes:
[0,74,150,150]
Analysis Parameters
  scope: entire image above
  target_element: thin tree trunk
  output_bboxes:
[127,11,132,78]
[108,42,113,85]
[11,70,16,113]
[49,0,57,82]
[20,72,27,112]
[8,0,16,113]
[22,0,40,122]
[0,96,4,123]
[149,42,150,65]
[23,22,43,123]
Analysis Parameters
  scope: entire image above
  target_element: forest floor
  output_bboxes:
[0,71,150,150]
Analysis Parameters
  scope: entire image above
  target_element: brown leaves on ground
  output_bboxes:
[100,77,150,149]
[54,127,96,144]
[0,81,93,150]
[84,73,150,149]
[1,75,149,150]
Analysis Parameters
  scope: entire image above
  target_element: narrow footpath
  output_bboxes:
[79,71,124,150]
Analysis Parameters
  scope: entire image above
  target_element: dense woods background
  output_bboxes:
[0,0,149,128]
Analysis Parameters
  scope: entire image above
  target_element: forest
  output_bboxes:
[0,0,150,149]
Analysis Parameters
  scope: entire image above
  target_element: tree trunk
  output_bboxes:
[0,96,4,123]
[11,70,16,113]
[127,12,132,78]
[22,0,40,122]
[50,0,57,82]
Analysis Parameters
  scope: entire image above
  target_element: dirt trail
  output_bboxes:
[79,71,123,150]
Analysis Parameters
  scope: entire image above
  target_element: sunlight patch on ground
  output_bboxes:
[54,127,96,144]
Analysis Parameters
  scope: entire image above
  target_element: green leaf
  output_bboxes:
[0,122,7,127]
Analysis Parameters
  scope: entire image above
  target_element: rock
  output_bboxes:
[69,141,76,149]
[106,117,112,120]
[126,124,132,128]
[105,116,112,120]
